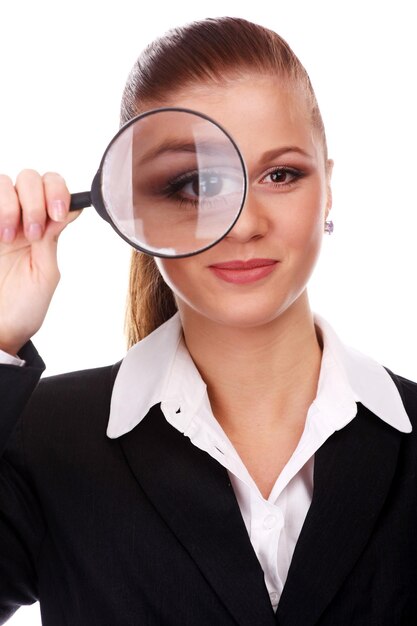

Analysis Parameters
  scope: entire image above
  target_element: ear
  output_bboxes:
[324,158,334,219]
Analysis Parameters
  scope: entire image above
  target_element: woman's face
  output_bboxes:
[151,74,333,329]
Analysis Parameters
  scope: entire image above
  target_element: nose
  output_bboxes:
[224,189,269,243]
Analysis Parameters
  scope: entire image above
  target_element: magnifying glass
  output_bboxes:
[69,107,247,258]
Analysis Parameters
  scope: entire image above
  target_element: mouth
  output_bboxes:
[209,258,278,270]
[208,258,279,284]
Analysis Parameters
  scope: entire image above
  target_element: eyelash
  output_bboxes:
[164,170,205,198]
[260,166,305,189]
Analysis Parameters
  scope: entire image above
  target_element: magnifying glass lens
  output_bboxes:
[99,109,246,257]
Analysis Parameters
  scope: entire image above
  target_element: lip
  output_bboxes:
[208,258,279,284]
[209,258,278,270]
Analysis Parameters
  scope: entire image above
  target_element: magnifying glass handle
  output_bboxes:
[69,191,92,211]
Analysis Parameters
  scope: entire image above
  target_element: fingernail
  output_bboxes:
[51,199,67,221]
[1,226,16,243]
[26,223,43,241]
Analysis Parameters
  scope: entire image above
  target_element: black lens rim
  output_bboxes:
[90,106,248,259]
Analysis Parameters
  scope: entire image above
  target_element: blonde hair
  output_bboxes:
[121,16,328,347]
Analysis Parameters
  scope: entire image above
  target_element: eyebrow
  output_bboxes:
[134,139,233,166]
[256,146,314,163]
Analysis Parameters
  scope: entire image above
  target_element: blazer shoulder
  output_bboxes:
[38,359,122,394]
[384,365,417,426]
[21,359,123,439]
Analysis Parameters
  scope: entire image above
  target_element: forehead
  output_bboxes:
[149,74,321,166]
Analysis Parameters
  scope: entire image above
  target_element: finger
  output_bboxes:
[33,207,83,278]
[15,169,47,242]
[42,171,71,222]
[0,174,20,243]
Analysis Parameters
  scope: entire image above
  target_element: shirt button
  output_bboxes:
[263,514,278,529]
[270,591,279,603]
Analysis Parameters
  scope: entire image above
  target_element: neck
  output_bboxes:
[179,291,323,437]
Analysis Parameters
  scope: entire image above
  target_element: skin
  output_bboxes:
[150,74,334,497]
[0,172,79,355]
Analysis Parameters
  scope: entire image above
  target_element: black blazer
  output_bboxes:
[1,341,417,626]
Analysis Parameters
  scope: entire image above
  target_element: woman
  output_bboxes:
[1,16,416,626]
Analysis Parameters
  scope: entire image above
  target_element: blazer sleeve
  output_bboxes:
[0,341,46,623]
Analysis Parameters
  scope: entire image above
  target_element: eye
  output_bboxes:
[260,166,304,187]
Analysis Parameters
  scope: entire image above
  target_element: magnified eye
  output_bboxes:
[168,169,242,202]
[184,172,223,198]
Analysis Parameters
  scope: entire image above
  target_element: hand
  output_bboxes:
[0,169,81,355]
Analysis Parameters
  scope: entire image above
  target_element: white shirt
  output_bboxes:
[1,312,412,612]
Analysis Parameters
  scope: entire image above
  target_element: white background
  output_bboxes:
[1,0,416,623]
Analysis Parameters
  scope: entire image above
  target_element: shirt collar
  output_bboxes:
[106,311,412,439]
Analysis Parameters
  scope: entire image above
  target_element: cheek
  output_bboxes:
[274,178,326,251]
[154,258,181,293]
[154,257,199,304]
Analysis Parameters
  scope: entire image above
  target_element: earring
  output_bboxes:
[324,220,334,234]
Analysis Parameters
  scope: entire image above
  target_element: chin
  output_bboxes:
[181,298,288,330]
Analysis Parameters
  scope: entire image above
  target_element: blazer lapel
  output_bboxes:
[275,401,404,625]
[118,403,276,626]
